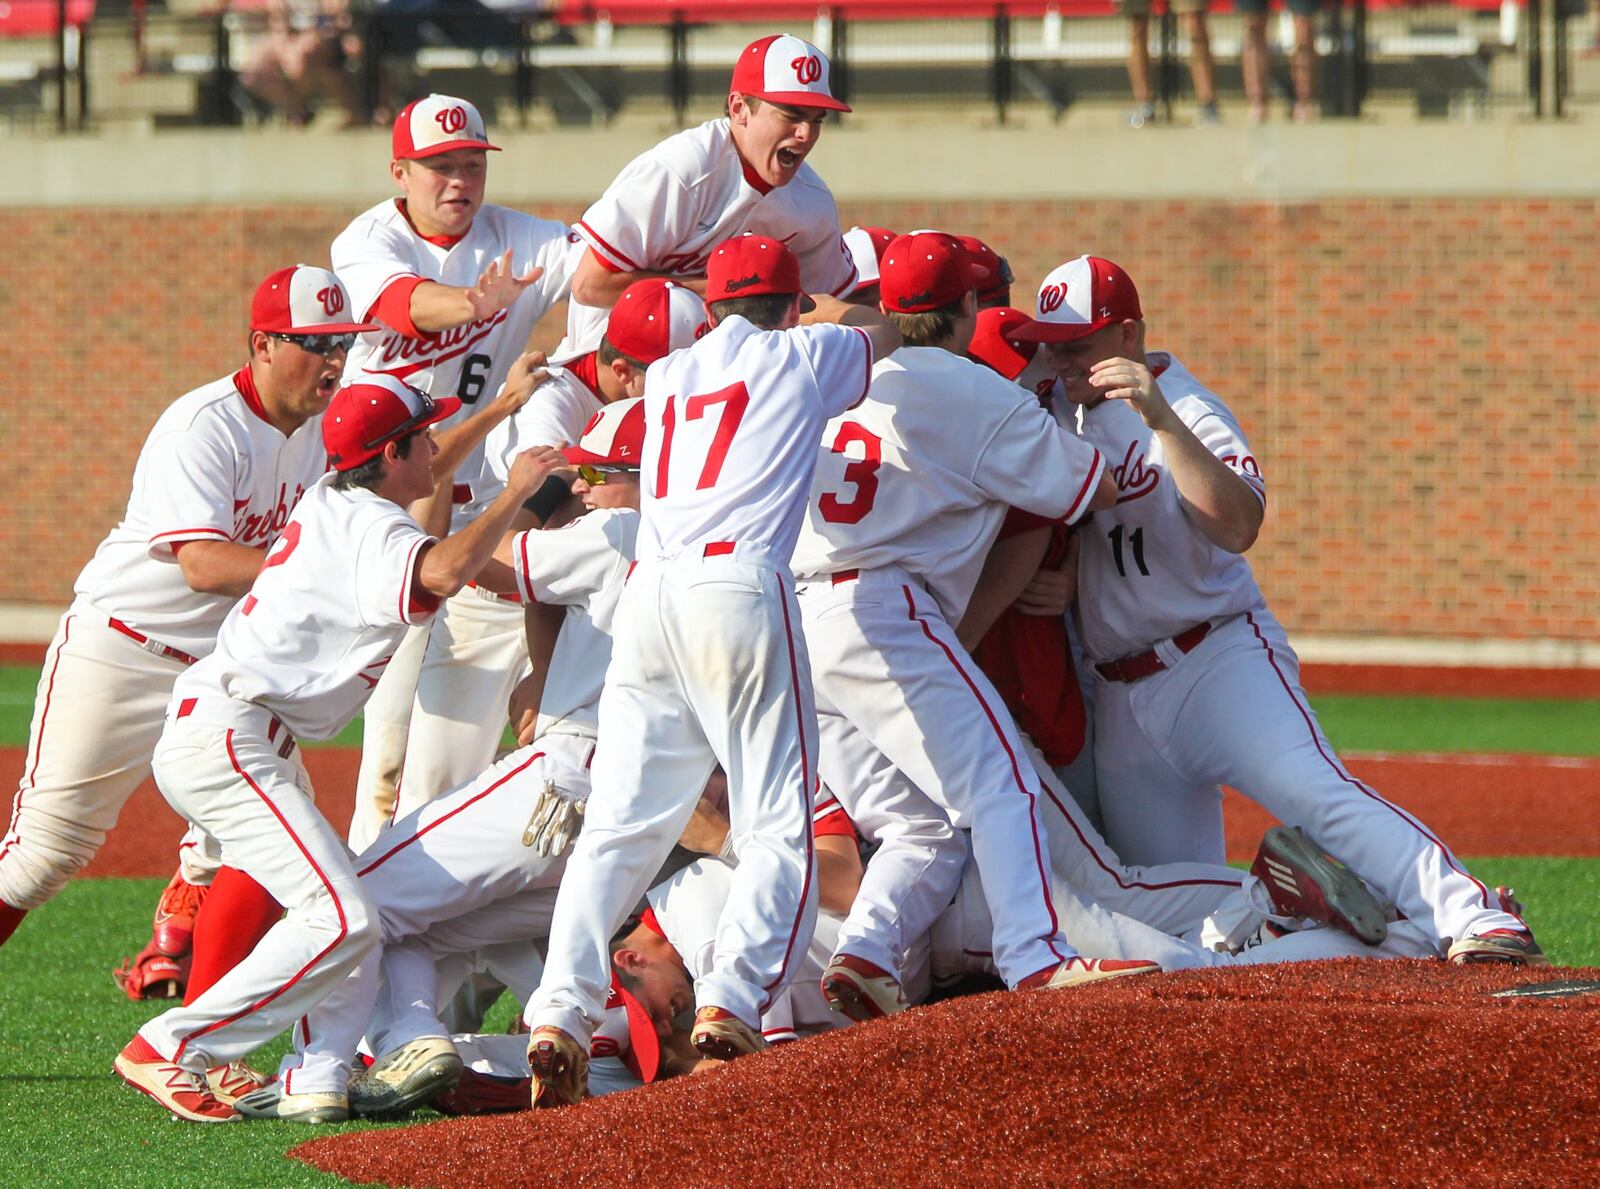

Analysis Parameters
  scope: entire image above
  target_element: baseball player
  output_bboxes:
[524,234,901,1109]
[113,375,566,1124]
[558,33,857,356]
[841,225,896,306]
[0,266,366,979]
[331,92,581,850]
[1011,254,1544,966]
[789,231,1166,1019]
[954,235,1016,310]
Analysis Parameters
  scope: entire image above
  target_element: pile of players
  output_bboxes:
[0,34,1545,1127]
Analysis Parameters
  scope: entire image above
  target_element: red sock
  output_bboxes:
[182,866,283,1004]
[0,900,25,946]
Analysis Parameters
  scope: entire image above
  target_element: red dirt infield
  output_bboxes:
[1,746,1593,878]
[292,961,1600,1187]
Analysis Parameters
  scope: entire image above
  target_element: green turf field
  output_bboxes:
[3,662,1598,1186]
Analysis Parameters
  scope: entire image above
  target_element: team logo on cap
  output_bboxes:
[317,286,345,317]
[792,54,822,84]
[435,105,469,134]
[723,273,764,294]
[1039,282,1069,315]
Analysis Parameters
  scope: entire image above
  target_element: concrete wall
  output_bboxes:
[5,123,1597,643]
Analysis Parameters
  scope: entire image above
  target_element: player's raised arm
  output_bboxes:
[415,444,567,599]
[802,293,902,362]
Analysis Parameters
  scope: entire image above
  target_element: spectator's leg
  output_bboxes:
[1183,11,1218,111]
[1242,13,1271,121]
[1126,15,1156,122]
[1291,13,1318,119]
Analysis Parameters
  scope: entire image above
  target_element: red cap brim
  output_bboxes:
[1008,317,1107,344]
[422,395,463,427]
[398,139,501,160]
[745,89,852,113]
[617,982,661,1084]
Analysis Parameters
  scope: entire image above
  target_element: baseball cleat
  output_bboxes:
[1250,825,1388,946]
[151,870,209,958]
[1018,957,1162,990]
[349,1037,464,1119]
[205,1060,272,1108]
[113,1035,237,1123]
[1448,928,1550,967]
[689,1006,768,1061]
[234,1083,349,1124]
[433,1068,532,1116]
[821,954,907,1022]
[527,1026,589,1109]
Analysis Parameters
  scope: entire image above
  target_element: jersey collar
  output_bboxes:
[395,198,468,248]
[567,350,601,398]
[233,365,277,430]
[737,152,775,196]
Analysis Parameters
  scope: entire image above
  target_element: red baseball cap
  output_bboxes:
[605,280,709,365]
[878,231,993,314]
[324,374,461,471]
[392,94,501,160]
[251,265,378,335]
[705,234,804,303]
[565,397,646,468]
[954,236,1014,304]
[1012,255,1143,343]
[606,971,662,1084]
[844,225,896,294]
[730,34,851,112]
[967,307,1041,382]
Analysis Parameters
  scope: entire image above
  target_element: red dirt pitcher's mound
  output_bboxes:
[293,962,1600,1187]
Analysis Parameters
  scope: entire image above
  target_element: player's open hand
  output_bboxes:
[1014,544,1078,616]
[468,250,543,320]
[492,351,551,415]
[505,444,568,498]
[1090,357,1177,430]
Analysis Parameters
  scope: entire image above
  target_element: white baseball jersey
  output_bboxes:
[73,369,327,659]
[792,347,1107,623]
[1060,352,1268,660]
[173,474,439,742]
[639,317,872,562]
[509,506,639,739]
[564,119,856,354]
[483,352,602,490]
[331,200,582,527]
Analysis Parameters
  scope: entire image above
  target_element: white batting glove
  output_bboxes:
[521,778,586,857]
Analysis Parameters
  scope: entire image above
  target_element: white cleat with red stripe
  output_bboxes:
[114,1035,238,1123]
[821,953,908,1022]
[1018,957,1162,991]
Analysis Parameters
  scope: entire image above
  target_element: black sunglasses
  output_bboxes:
[271,331,358,357]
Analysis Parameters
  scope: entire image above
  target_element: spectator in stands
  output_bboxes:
[241,0,364,127]
[1239,0,1320,122]
[1119,0,1218,127]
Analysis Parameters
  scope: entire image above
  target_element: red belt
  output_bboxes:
[1095,622,1211,684]
[703,541,736,557]
[108,618,199,666]
[830,569,859,586]
[177,697,297,759]
[467,580,523,605]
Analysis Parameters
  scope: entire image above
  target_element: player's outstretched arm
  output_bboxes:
[172,539,268,598]
[408,250,544,334]
[803,293,902,362]
[414,446,566,599]
[569,248,708,309]
[1089,357,1262,552]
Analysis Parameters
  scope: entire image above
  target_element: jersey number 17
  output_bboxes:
[654,383,750,497]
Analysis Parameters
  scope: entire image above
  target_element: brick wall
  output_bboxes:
[5,198,1597,640]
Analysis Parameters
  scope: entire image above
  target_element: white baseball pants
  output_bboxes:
[797,568,1076,987]
[530,545,819,1038]
[393,584,530,819]
[139,708,377,1076]
[349,621,431,852]
[281,737,587,1093]
[1,600,185,910]
[1094,608,1522,946]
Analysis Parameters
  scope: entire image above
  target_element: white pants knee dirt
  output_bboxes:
[1,600,187,910]
[394,584,529,818]
[139,707,377,1075]
[350,621,431,852]
[797,569,1074,987]
[1094,608,1521,947]
[284,737,588,1092]
[530,546,819,1038]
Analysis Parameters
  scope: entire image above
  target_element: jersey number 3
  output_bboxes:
[818,421,881,524]
[655,383,750,497]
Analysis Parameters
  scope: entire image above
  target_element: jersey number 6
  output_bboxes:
[655,382,750,497]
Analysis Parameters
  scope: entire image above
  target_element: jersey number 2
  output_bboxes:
[241,522,302,615]
[818,422,881,524]
[655,383,750,497]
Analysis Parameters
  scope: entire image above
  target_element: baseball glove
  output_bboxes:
[521,778,585,858]
[113,941,190,1001]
